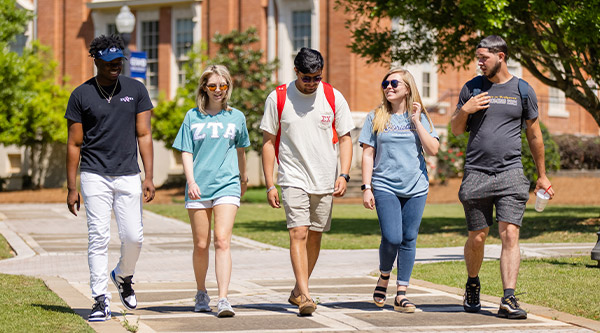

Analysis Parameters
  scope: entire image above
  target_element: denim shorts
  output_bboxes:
[458,168,530,231]
[185,196,240,209]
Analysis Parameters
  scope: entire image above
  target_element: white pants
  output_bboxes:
[80,172,144,299]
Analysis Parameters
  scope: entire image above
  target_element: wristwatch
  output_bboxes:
[339,173,350,182]
[361,184,372,191]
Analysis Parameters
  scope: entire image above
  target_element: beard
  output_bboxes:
[485,60,501,79]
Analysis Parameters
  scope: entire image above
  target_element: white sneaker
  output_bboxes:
[88,295,111,322]
[194,290,211,312]
[217,298,235,318]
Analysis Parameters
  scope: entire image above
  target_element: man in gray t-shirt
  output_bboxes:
[451,35,554,320]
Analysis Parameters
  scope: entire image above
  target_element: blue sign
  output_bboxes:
[129,51,147,79]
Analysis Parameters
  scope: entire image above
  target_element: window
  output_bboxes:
[175,18,194,86]
[141,21,159,99]
[8,154,21,174]
[422,72,431,98]
[292,10,311,51]
[9,33,27,55]
[107,23,118,36]
[548,85,568,117]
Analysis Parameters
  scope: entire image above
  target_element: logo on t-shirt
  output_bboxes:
[120,96,134,103]
[318,113,333,129]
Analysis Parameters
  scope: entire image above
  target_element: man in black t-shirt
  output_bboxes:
[65,34,154,322]
[451,35,554,320]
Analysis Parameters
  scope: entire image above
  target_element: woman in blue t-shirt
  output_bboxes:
[358,68,439,312]
[173,65,250,317]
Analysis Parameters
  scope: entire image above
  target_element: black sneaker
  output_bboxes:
[463,282,481,313]
[111,269,137,310]
[498,294,527,319]
[88,295,111,322]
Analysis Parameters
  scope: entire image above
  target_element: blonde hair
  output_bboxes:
[372,67,434,134]
[196,65,233,114]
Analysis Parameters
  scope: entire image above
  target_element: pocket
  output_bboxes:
[317,112,334,130]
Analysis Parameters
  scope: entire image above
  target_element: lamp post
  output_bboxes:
[116,5,135,77]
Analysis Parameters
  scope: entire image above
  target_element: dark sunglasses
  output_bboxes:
[382,79,401,89]
[300,75,322,83]
[206,84,229,91]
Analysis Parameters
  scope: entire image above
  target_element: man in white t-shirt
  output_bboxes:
[261,47,354,316]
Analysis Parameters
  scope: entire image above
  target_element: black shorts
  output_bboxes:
[458,168,530,231]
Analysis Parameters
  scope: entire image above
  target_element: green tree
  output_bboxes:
[153,27,278,153]
[437,122,560,189]
[0,0,70,188]
[336,0,600,127]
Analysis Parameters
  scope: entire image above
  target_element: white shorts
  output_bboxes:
[185,196,240,209]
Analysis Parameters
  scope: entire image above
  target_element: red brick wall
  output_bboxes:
[158,7,172,99]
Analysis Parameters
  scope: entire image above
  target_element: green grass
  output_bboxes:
[144,203,599,249]
[0,234,14,259]
[411,256,600,321]
[0,274,94,332]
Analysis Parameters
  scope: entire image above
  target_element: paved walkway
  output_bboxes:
[0,203,598,332]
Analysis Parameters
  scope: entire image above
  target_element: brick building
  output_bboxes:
[1,0,598,189]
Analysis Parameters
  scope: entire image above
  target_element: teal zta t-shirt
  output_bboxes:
[172,107,250,202]
[359,111,438,197]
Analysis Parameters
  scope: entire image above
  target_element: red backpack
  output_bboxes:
[274,82,338,163]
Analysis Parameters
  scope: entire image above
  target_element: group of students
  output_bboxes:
[66,34,553,322]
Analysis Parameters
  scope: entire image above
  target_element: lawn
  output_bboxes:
[0,234,13,259]
[0,273,94,332]
[145,203,600,249]
[411,256,600,321]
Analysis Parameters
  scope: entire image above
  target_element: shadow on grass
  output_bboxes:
[32,303,75,314]
[235,205,598,240]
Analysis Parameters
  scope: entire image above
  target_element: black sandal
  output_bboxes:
[394,291,416,313]
[373,274,390,307]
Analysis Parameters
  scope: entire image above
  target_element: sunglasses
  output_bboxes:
[299,74,322,83]
[206,84,229,91]
[381,79,402,89]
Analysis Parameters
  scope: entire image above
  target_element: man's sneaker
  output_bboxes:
[463,282,481,313]
[217,298,235,318]
[194,290,211,312]
[110,269,137,310]
[498,294,527,319]
[88,295,111,322]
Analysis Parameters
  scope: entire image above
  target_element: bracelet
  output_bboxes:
[266,186,277,193]
[241,178,248,184]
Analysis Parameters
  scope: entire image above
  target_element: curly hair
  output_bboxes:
[88,34,125,58]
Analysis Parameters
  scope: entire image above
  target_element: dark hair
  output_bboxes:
[89,34,125,58]
[477,35,508,59]
[294,47,324,74]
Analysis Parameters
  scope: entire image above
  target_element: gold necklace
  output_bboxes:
[95,77,119,103]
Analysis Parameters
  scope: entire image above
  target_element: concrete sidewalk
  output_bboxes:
[0,203,597,332]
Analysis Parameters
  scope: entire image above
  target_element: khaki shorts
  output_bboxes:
[281,186,333,232]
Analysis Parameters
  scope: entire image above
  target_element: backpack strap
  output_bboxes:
[464,76,485,132]
[275,84,286,164]
[518,78,530,129]
[322,82,338,144]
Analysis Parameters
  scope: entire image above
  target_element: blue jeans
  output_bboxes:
[373,189,427,286]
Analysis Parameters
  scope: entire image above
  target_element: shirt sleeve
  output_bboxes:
[421,113,439,139]
[455,84,470,111]
[524,85,539,120]
[172,111,193,153]
[333,89,355,136]
[135,80,154,113]
[236,112,251,148]
[64,90,82,123]
[259,91,279,135]
[358,112,376,149]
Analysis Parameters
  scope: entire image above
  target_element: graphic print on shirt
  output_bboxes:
[488,95,518,106]
[382,115,415,135]
[191,122,237,141]
[318,111,334,130]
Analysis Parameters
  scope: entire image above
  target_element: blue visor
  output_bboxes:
[96,47,126,61]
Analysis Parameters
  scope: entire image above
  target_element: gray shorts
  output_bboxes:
[458,168,530,231]
[281,186,333,232]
